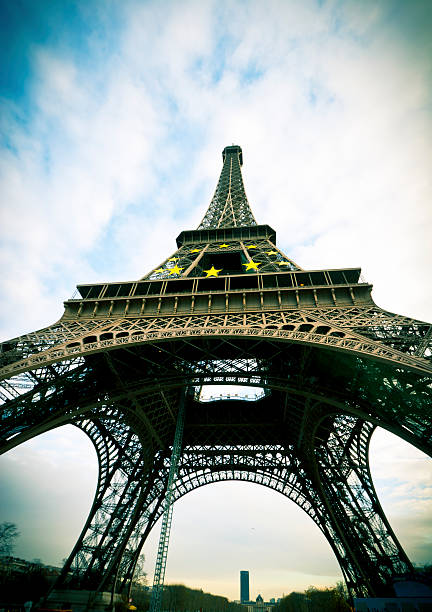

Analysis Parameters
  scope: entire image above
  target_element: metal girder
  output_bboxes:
[2,350,430,598]
[150,390,186,612]
[307,416,411,597]
[198,146,257,229]
[1,306,430,380]
[1,144,431,600]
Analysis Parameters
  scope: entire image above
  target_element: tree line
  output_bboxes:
[2,522,431,612]
[128,584,246,612]
[273,584,351,612]
[162,584,245,612]
[0,522,353,612]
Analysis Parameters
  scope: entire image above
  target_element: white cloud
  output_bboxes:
[2,0,431,333]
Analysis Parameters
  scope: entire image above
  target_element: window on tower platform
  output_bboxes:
[328,270,346,285]
[197,277,226,292]
[230,276,259,290]
[78,284,104,299]
[198,251,247,276]
[309,271,327,285]
[164,279,194,294]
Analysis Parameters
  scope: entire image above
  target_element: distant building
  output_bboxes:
[245,595,276,612]
[0,556,60,583]
[240,570,250,603]
[239,570,276,611]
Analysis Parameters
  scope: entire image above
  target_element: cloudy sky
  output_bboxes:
[0,0,431,602]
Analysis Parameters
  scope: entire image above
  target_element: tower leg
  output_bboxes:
[309,415,412,597]
[52,388,184,595]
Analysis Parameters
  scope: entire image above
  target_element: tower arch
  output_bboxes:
[1,145,431,599]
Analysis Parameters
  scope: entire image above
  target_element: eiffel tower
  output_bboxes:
[1,145,431,602]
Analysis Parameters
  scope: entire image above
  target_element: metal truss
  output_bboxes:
[51,387,180,593]
[144,238,300,282]
[1,338,430,598]
[150,391,186,612]
[169,415,411,597]
[1,144,431,600]
[198,145,257,229]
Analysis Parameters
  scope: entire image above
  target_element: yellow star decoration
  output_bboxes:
[246,244,257,249]
[190,249,201,253]
[204,266,222,277]
[243,260,261,272]
[219,243,229,248]
[168,257,178,262]
[154,268,165,273]
[266,250,278,256]
[278,261,290,266]
[168,264,184,275]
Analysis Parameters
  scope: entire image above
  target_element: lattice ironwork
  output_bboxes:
[198,145,257,229]
[149,390,186,612]
[1,145,431,601]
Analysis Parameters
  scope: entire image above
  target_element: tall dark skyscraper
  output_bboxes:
[240,570,250,603]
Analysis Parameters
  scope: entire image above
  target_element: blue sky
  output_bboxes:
[0,0,431,601]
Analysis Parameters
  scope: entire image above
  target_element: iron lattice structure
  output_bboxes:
[150,390,185,612]
[1,145,431,599]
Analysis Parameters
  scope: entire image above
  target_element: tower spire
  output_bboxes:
[198,145,257,229]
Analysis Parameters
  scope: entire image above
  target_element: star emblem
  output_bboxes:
[190,249,201,253]
[278,261,290,266]
[168,264,184,275]
[168,257,178,262]
[246,245,257,249]
[243,260,261,271]
[266,250,278,256]
[154,268,165,273]
[204,266,222,277]
[219,243,229,249]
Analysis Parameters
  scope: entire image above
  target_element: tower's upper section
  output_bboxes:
[66,143,370,322]
[198,145,257,229]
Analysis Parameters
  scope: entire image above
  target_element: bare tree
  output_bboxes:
[132,554,147,586]
[0,522,20,557]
